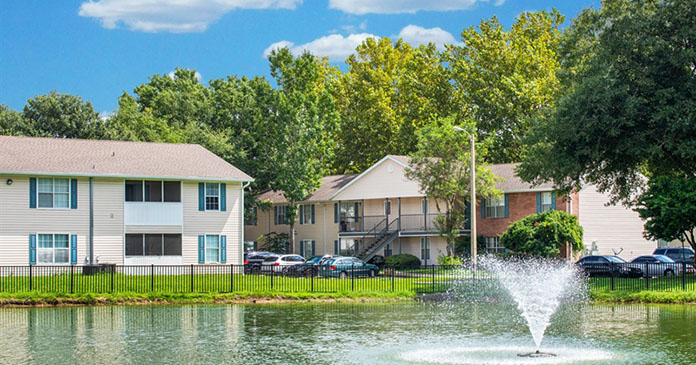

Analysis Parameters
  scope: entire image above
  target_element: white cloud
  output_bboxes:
[168,70,202,82]
[495,0,506,6]
[263,33,378,62]
[99,111,115,121]
[359,20,367,30]
[79,0,302,33]
[329,0,484,15]
[397,25,457,50]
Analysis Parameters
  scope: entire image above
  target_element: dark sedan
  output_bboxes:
[576,255,643,278]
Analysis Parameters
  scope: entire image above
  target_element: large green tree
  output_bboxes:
[635,176,696,254]
[446,10,564,163]
[500,210,584,258]
[333,38,455,173]
[518,0,696,204]
[406,116,499,257]
[265,48,340,253]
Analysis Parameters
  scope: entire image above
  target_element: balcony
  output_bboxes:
[125,202,183,226]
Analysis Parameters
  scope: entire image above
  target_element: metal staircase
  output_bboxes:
[357,218,399,261]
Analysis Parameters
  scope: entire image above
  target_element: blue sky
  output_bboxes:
[1,0,598,114]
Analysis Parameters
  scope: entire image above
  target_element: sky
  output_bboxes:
[1,0,598,115]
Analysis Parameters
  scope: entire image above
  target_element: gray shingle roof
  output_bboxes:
[257,174,358,203]
[0,136,253,181]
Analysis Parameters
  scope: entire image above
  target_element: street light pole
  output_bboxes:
[453,126,476,270]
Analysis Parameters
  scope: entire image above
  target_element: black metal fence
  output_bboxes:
[0,263,693,295]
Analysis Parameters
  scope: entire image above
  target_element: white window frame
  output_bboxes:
[205,183,220,211]
[485,197,505,218]
[205,234,221,263]
[37,178,71,209]
[276,205,287,225]
[37,233,70,265]
[420,237,431,260]
[540,192,553,212]
[301,204,313,225]
[486,236,505,253]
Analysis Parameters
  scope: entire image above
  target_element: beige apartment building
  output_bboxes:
[245,155,658,262]
[0,136,252,266]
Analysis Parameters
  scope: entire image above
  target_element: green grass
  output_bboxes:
[590,289,696,304]
[588,275,696,292]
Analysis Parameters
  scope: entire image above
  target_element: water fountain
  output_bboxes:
[482,256,585,357]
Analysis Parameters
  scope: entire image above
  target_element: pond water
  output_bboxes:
[0,302,694,364]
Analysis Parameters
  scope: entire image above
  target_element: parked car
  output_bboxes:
[652,247,694,264]
[261,254,306,273]
[287,255,341,277]
[576,255,643,278]
[244,251,277,273]
[319,257,379,278]
[628,255,683,277]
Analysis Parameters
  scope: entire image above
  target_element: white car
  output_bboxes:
[261,254,306,273]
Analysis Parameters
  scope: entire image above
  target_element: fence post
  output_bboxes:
[150,264,154,292]
[610,263,614,291]
[351,264,354,292]
[190,264,194,293]
[311,268,314,292]
[682,262,686,291]
[230,264,234,293]
[111,266,114,293]
[431,265,435,293]
[271,267,274,290]
[645,263,649,290]
[29,265,33,292]
[391,266,394,292]
[70,265,74,294]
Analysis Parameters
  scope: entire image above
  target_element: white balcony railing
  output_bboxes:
[124,202,183,226]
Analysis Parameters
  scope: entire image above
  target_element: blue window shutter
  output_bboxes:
[551,193,557,210]
[274,206,278,225]
[334,240,339,254]
[481,199,486,218]
[70,179,78,209]
[300,241,304,256]
[504,194,509,218]
[29,178,37,208]
[70,235,77,264]
[198,235,205,263]
[220,183,227,211]
[311,205,315,224]
[536,193,542,213]
[311,240,316,256]
[198,183,205,211]
[29,234,36,265]
[333,203,338,223]
[299,205,304,224]
[220,235,227,263]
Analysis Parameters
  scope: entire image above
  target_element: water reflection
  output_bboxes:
[0,303,694,364]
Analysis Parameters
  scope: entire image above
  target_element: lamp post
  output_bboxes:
[453,126,477,270]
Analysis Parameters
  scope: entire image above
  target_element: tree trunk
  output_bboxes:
[289,222,296,254]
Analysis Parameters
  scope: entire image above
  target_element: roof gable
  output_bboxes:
[331,155,423,200]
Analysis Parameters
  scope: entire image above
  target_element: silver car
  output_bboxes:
[629,255,682,277]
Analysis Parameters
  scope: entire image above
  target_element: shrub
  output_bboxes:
[437,254,463,266]
[500,210,583,257]
[385,254,421,269]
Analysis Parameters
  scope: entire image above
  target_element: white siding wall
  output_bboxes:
[578,184,656,260]
[333,159,423,200]
[92,178,125,264]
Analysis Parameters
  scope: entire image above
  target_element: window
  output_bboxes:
[125,234,181,256]
[541,192,553,212]
[385,200,391,215]
[38,178,70,208]
[300,205,313,224]
[125,180,180,202]
[485,197,505,218]
[38,234,69,264]
[245,207,258,226]
[301,240,314,258]
[420,237,430,260]
[205,235,220,263]
[205,183,220,210]
[421,198,428,214]
[486,237,505,253]
[275,205,287,225]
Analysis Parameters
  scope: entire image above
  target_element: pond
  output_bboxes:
[0,302,694,364]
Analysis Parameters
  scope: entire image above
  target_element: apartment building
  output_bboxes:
[0,136,252,266]
[245,155,657,262]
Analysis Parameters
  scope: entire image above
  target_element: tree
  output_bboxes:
[0,104,30,135]
[258,232,291,254]
[518,0,696,204]
[635,176,696,255]
[265,48,340,253]
[446,10,564,163]
[500,210,584,258]
[406,116,499,257]
[333,38,455,173]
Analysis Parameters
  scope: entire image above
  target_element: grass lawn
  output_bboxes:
[588,275,696,292]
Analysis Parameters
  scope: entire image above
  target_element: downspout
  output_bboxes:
[323,204,327,255]
[240,181,251,264]
[89,177,94,265]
